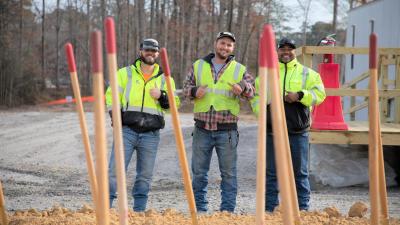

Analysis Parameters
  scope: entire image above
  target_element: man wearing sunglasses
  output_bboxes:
[183,31,254,213]
[105,38,180,212]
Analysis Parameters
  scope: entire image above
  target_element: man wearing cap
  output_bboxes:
[105,38,180,212]
[251,37,326,212]
[183,31,254,213]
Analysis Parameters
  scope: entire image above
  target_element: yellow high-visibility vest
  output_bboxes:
[251,58,326,115]
[193,59,246,116]
[105,60,180,115]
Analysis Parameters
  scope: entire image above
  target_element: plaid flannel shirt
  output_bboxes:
[183,54,254,130]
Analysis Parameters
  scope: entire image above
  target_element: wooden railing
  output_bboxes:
[295,46,400,123]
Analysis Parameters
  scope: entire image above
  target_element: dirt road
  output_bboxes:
[1,109,399,216]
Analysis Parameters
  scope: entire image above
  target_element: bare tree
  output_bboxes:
[333,0,338,33]
[218,0,226,31]
[86,0,91,94]
[14,0,24,104]
[55,0,61,90]
[155,0,160,37]
[100,0,106,27]
[178,0,185,86]
[236,0,250,60]
[227,0,234,31]
[137,0,145,41]
[182,0,194,87]
[126,0,131,65]
[296,0,313,45]
[194,0,201,58]
[161,0,169,48]
[0,0,295,106]
[41,0,46,90]
[115,0,122,61]
[209,0,216,48]
[150,0,155,36]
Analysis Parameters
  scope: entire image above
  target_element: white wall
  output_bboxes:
[344,0,400,121]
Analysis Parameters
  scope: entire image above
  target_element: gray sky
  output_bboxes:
[283,0,349,32]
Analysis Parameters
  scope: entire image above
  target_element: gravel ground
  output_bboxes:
[0,109,399,218]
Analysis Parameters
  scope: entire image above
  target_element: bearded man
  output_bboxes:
[106,38,180,211]
[183,32,254,213]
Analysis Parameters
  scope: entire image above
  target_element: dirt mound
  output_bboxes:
[6,205,400,225]
[348,201,368,218]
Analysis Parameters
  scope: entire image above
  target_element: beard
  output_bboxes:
[215,51,229,60]
[140,54,156,65]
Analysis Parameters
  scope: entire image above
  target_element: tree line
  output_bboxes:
[0,0,345,107]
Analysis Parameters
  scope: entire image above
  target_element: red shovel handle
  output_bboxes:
[160,48,171,77]
[65,43,76,73]
[369,33,377,69]
[263,25,278,69]
[90,31,103,73]
[105,17,116,54]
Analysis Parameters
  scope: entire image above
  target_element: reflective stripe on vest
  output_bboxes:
[301,66,317,105]
[233,62,242,80]
[312,84,324,93]
[197,60,205,83]
[125,66,133,108]
[126,68,164,116]
[118,86,124,95]
[302,66,309,89]
[205,88,236,98]
[310,90,317,106]
[161,74,166,90]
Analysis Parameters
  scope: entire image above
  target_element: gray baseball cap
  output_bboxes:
[140,38,160,51]
[216,31,236,42]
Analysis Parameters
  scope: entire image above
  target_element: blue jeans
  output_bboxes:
[265,132,310,212]
[191,127,239,212]
[108,126,160,212]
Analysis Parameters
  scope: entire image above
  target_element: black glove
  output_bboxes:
[158,90,170,109]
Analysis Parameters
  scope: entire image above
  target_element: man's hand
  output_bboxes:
[196,85,208,99]
[150,83,161,99]
[284,91,299,103]
[228,82,243,96]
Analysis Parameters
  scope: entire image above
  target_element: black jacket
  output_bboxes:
[266,62,310,134]
[266,102,310,134]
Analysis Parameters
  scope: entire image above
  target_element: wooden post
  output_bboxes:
[350,84,356,121]
[255,29,268,225]
[395,55,400,123]
[91,30,110,225]
[64,43,99,212]
[104,17,129,225]
[160,48,198,225]
[368,33,389,225]
[302,49,313,69]
[264,25,300,225]
[380,57,389,122]
[0,180,8,225]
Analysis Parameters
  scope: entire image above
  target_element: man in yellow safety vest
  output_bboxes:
[105,38,179,212]
[183,31,254,213]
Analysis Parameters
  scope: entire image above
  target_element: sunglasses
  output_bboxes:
[142,49,158,53]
